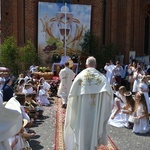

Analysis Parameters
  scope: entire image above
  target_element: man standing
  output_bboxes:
[57,61,75,109]
[64,56,113,150]
[112,60,123,86]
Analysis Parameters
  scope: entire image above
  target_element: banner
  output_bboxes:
[38,2,91,64]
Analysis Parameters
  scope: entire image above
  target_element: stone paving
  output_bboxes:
[29,104,56,150]
[108,125,150,150]
[29,98,150,150]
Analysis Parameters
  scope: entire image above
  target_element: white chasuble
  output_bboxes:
[64,68,113,150]
[58,67,75,98]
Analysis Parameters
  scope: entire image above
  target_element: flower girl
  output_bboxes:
[108,86,127,127]
[122,92,135,128]
[139,75,150,113]
[37,84,50,106]
[133,92,149,134]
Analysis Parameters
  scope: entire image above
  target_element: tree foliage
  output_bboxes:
[0,36,19,75]
[99,44,118,66]
[0,37,38,75]
[80,30,98,55]
[80,30,119,68]
[19,40,38,71]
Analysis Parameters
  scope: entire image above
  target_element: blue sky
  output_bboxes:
[38,2,91,46]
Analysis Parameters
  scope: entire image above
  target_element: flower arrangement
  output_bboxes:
[39,67,50,72]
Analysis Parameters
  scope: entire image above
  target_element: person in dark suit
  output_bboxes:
[2,77,14,102]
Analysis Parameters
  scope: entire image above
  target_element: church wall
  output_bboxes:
[1,0,150,65]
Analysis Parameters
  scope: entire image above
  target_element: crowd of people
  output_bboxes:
[0,68,58,149]
[104,59,150,135]
[1,57,150,149]
[60,57,150,149]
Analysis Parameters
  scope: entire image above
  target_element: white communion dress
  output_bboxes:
[133,103,150,134]
[108,95,128,127]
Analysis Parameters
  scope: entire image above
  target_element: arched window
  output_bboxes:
[144,10,150,55]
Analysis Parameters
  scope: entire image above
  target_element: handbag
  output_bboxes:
[128,115,139,123]
[128,115,135,123]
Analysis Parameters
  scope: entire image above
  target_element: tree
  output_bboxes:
[0,36,19,75]
[19,40,38,71]
[0,37,39,75]
[79,30,99,70]
[99,43,118,66]
[80,30,98,55]
[80,30,118,68]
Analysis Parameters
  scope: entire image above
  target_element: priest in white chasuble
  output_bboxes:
[64,56,113,150]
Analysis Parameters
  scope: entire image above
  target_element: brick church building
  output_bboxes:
[1,0,150,64]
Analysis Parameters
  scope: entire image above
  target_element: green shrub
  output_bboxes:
[0,37,38,75]
[0,36,19,75]
[80,30,118,68]
[19,40,38,71]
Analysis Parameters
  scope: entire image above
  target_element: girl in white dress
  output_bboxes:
[22,83,34,94]
[16,79,25,93]
[122,92,135,128]
[132,67,145,94]
[133,92,149,134]
[139,75,150,113]
[38,84,50,106]
[108,86,127,127]
[39,77,51,97]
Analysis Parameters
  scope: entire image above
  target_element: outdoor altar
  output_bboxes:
[51,55,79,75]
